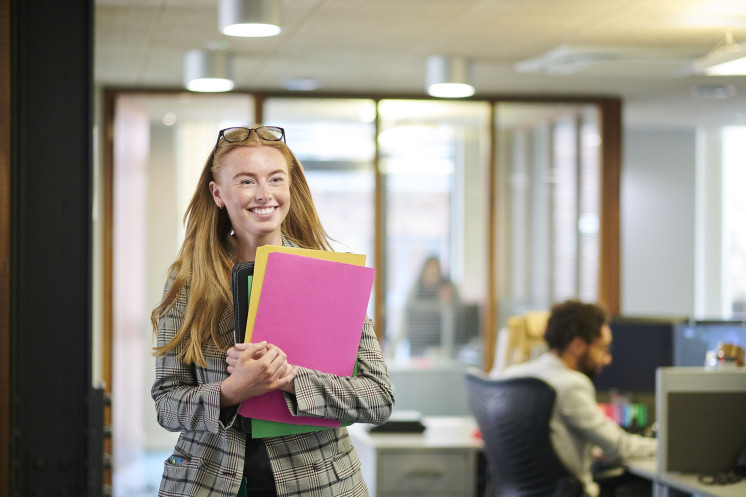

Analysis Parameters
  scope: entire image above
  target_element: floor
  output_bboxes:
[113,451,169,497]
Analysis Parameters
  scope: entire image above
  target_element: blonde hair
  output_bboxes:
[151,129,332,366]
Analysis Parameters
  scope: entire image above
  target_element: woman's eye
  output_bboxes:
[270,177,284,184]
[239,179,255,185]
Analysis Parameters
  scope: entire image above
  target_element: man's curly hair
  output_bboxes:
[544,299,609,352]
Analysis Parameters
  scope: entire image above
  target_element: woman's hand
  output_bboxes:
[220,341,298,406]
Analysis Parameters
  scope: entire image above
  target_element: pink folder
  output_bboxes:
[237,252,376,426]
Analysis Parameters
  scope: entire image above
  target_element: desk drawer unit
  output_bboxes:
[375,448,476,497]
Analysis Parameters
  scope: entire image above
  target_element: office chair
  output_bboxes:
[465,372,583,497]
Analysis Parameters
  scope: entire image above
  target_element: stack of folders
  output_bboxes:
[598,402,648,431]
[232,245,376,438]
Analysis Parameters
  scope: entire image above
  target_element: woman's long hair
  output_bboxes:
[151,129,332,366]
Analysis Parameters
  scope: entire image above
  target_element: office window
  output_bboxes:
[263,98,377,315]
[378,100,490,365]
[494,103,601,328]
[723,126,746,316]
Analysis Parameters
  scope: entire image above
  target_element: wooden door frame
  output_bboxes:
[1,0,12,493]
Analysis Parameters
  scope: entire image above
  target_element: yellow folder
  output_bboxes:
[244,245,366,342]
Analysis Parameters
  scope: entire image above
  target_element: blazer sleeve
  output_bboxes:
[150,278,232,435]
[559,376,657,462]
[283,316,395,425]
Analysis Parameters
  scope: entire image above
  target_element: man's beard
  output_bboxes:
[578,352,598,380]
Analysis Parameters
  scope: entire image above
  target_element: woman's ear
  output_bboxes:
[209,181,224,209]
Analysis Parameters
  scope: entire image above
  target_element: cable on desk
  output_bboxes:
[697,471,743,486]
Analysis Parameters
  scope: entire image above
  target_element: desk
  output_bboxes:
[348,416,483,497]
[627,458,746,497]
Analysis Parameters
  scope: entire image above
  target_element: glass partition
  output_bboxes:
[378,99,490,366]
[263,98,377,258]
[724,126,746,316]
[494,103,601,330]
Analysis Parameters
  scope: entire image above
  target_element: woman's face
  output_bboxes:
[209,145,291,249]
[422,260,441,285]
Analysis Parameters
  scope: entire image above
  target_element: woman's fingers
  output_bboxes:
[223,341,296,399]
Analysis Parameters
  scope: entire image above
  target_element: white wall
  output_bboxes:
[112,96,149,465]
[621,128,696,317]
[143,126,181,452]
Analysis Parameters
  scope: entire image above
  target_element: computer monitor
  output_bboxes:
[673,320,746,367]
[404,302,481,357]
[656,367,746,473]
[404,302,443,355]
[454,303,481,347]
[594,317,679,394]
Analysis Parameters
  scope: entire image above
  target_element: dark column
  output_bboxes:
[8,0,100,496]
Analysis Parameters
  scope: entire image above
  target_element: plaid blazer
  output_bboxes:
[152,255,394,497]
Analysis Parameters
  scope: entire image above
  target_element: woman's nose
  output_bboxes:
[256,183,271,200]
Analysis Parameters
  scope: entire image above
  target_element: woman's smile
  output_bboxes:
[251,206,278,216]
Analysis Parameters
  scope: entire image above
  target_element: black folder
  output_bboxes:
[231,261,254,343]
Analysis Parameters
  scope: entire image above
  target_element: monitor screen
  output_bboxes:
[674,320,746,367]
[404,302,481,356]
[594,318,678,393]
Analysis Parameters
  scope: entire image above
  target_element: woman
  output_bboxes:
[151,125,394,497]
[409,256,458,304]
[396,256,460,356]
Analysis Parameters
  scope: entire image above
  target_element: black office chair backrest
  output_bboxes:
[465,372,583,497]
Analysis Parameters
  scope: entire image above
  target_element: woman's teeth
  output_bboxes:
[253,207,275,215]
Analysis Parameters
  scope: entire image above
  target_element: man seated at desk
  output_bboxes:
[490,299,657,497]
